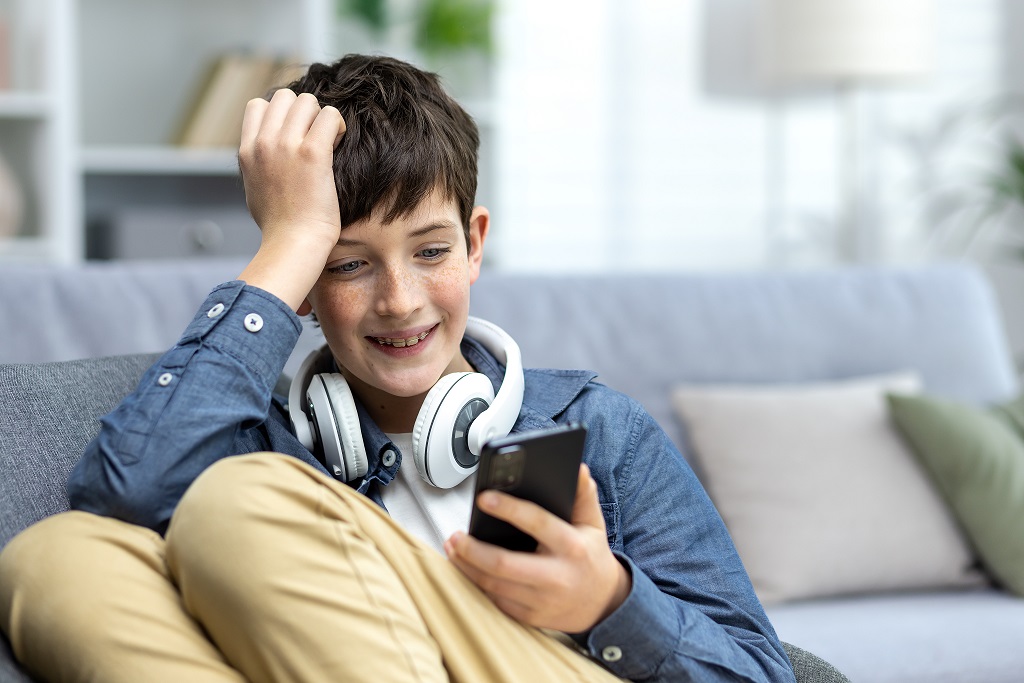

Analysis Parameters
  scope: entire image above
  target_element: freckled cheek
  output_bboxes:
[421,262,471,314]
[312,282,373,336]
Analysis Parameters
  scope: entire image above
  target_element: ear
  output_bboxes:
[467,205,489,285]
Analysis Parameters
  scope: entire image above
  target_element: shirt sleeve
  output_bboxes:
[572,400,796,683]
[67,281,304,534]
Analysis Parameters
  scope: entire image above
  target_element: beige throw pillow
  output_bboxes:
[671,373,983,605]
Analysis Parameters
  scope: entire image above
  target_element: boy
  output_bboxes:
[0,55,795,682]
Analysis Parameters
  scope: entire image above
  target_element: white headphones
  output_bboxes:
[288,317,525,489]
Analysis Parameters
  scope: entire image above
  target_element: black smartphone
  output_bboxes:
[468,422,587,552]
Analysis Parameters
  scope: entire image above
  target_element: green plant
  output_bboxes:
[904,96,1024,261]
[971,131,1024,261]
[338,0,388,36]
[337,0,495,57]
[989,137,1024,210]
[416,0,495,58]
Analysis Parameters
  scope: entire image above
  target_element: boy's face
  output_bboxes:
[305,189,488,410]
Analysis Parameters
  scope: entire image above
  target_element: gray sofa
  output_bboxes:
[2,259,1023,682]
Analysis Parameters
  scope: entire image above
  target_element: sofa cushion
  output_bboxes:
[0,354,158,550]
[888,392,1024,595]
[671,373,983,605]
[767,590,1024,683]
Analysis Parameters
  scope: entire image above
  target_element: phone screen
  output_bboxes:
[468,422,587,551]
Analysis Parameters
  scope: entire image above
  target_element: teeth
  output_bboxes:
[375,330,431,347]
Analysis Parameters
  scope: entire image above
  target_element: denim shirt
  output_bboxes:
[67,281,795,683]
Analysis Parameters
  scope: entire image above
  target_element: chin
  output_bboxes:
[375,370,445,399]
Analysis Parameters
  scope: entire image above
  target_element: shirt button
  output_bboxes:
[207,303,225,318]
[157,372,174,387]
[244,313,264,332]
[601,646,623,663]
[382,449,397,467]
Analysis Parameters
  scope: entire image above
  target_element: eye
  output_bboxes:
[419,247,452,260]
[327,260,364,275]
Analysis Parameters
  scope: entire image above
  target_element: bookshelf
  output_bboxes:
[0,0,333,263]
[0,0,496,263]
[0,0,78,262]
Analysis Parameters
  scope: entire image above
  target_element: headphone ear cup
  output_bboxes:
[411,372,495,488]
[306,373,368,481]
[289,345,334,451]
[412,373,464,480]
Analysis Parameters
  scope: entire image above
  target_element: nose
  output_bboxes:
[374,262,422,320]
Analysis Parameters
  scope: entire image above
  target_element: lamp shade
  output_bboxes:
[760,0,933,84]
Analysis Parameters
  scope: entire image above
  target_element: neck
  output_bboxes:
[353,385,428,433]
[340,352,477,434]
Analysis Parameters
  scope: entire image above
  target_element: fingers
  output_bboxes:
[242,90,345,154]
[448,545,535,621]
[473,466,606,551]
[446,532,547,605]
[240,97,269,151]
[309,104,346,149]
[475,490,570,551]
[259,88,298,138]
[446,464,625,633]
[280,92,327,144]
[447,535,532,593]
[571,464,606,530]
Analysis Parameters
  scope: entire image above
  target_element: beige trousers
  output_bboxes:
[0,453,623,683]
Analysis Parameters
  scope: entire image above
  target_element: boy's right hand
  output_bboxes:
[237,89,346,312]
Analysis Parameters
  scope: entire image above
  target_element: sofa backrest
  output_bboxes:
[0,259,249,364]
[1,260,1018,468]
[469,265,1020,449]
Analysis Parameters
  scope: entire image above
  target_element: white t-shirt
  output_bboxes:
[380,432,476,554]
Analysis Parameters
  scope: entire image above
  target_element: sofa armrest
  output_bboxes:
[0,634,31,683]
[0,353,159,551]
[783,642,850,683]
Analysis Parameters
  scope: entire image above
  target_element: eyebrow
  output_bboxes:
[336,220,460,247]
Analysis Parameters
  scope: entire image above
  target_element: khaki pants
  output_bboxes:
[0,453,623,683]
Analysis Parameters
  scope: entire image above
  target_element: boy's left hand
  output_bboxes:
[444,464,632,634]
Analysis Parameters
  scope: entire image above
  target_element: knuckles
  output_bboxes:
[561,536,589,563]
[488,550,514,577]
[475,573,502,594]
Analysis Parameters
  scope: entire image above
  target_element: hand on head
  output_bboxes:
[236,89,347,311]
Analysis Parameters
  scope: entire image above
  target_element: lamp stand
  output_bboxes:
[837,81,865,262]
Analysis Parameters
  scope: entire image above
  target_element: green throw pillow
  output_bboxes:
[887,392,1024,596]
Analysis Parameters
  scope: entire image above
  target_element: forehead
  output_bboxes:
[338,188,463,244]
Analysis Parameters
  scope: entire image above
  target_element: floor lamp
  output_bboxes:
[759,0,933,263]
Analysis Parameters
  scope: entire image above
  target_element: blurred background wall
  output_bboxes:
[0,0,1022,281]
[491,0,1020,273]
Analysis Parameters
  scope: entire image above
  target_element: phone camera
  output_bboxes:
[490,445,524,490]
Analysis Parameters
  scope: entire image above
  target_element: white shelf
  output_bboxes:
[0,91,50,119]
[0,236,53,261]
[81,146,240,176]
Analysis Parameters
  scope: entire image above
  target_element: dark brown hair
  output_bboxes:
[284,54,480,239]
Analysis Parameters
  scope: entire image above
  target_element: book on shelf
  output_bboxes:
[0,21,9,90]
[175,53,309,149]
[266,59,309,93]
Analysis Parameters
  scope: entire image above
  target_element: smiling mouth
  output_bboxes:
[372,326,434,348]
